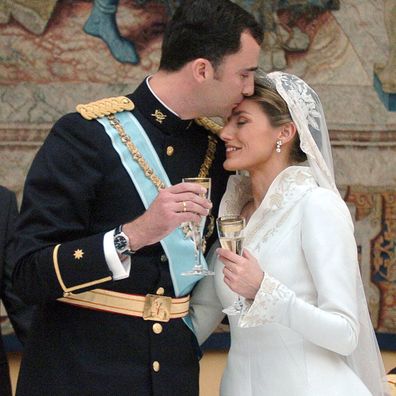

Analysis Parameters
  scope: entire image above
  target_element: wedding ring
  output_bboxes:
[182,201,187,212]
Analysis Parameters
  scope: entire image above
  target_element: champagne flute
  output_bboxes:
[181,177,214,276]
[216,215,246,315]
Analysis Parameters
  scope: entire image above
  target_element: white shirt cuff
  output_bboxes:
[103,230,131,280]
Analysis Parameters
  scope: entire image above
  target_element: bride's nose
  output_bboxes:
[219,124,233,142]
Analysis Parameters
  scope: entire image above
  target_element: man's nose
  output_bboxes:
[242,76,254,97]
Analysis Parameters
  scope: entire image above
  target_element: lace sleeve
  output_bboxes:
[239,274,293,328]
[239,270,359,356]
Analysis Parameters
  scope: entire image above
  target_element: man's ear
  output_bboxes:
[191,58,213,82]
[278,122,297,144]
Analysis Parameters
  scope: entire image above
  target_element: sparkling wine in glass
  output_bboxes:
[181,177,214,276]
[216,215,246,315]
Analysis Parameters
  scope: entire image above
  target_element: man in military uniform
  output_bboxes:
[12,1,262,395]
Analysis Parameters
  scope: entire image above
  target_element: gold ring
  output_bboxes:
[182,201,187,212]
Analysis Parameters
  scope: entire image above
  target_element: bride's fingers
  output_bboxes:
[223,270,241,294]
[222,260,238,275]
[219,255,234,266]
[216,248,241,262]
[242,249,255,260]
[223,267,235,283]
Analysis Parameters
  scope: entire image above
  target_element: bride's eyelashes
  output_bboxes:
[236,118,248,126]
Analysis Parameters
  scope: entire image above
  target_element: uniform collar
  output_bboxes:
[130,77,194,134]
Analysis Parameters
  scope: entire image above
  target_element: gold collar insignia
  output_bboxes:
[151,109,167,124]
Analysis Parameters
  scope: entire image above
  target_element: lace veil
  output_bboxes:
[261,71,390,396]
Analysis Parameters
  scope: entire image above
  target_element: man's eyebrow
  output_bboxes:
[243,66,258,72]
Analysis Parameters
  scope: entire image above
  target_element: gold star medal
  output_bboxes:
[73,249,84,260]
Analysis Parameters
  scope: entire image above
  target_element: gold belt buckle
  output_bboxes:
[143,294,172,322]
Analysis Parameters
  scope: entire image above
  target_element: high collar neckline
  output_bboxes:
[219,166,317,217]
[130,79,194,134]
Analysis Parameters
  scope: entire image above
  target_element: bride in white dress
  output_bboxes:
[190,71,389,396]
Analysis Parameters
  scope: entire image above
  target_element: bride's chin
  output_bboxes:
[223,160,240,172]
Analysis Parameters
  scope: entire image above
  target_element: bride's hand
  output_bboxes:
[216,248,264,300]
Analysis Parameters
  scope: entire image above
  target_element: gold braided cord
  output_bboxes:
[196,117,223,135]
[106,115,217,190]
[198,135,217,178]
[77,96,135,120]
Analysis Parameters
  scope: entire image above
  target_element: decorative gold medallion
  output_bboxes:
[73,249,84,260]
[143,294,172,322]
[151,109,167,124]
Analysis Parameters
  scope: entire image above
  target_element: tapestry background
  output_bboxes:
[0,0,395,351]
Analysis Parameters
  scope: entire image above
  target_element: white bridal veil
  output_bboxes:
[262,71,390,396]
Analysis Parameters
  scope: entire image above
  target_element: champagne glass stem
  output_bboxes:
[193,223,203,271]
[181,177,214,276]
[181,218,214,276]
[235,296,243,310]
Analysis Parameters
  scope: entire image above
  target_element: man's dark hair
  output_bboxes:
[159,0,263,71]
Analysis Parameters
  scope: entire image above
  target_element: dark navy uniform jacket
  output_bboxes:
[0,186,33,396]
[12,80,228,396]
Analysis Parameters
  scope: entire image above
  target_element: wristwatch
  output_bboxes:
[113,225,136,256]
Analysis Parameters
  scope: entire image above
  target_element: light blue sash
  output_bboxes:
[98,111,208,330]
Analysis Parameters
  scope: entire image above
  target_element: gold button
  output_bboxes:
[160,254,167,262]
[152,323,163,334]
[153,361,160,372]
[156,287,165,295]
[166,146,174,156]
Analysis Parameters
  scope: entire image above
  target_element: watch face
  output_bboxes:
[114,235,128,251]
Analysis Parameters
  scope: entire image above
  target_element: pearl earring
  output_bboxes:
[276,140,283,153]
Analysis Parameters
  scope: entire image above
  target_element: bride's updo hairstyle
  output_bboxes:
[251,74,307,164]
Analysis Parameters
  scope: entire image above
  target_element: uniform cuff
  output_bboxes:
[104,230,131,280]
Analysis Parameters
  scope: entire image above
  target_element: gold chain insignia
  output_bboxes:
[107,115,166,190]
[201,214,215,253]
[107,114,217,250]
[76,96,134,120]
[108,114,217,189]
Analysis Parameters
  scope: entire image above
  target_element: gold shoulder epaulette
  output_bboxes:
[195,117,223,135]
[76,96,135,120]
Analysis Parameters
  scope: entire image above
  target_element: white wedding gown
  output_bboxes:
[191,166,379,396]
